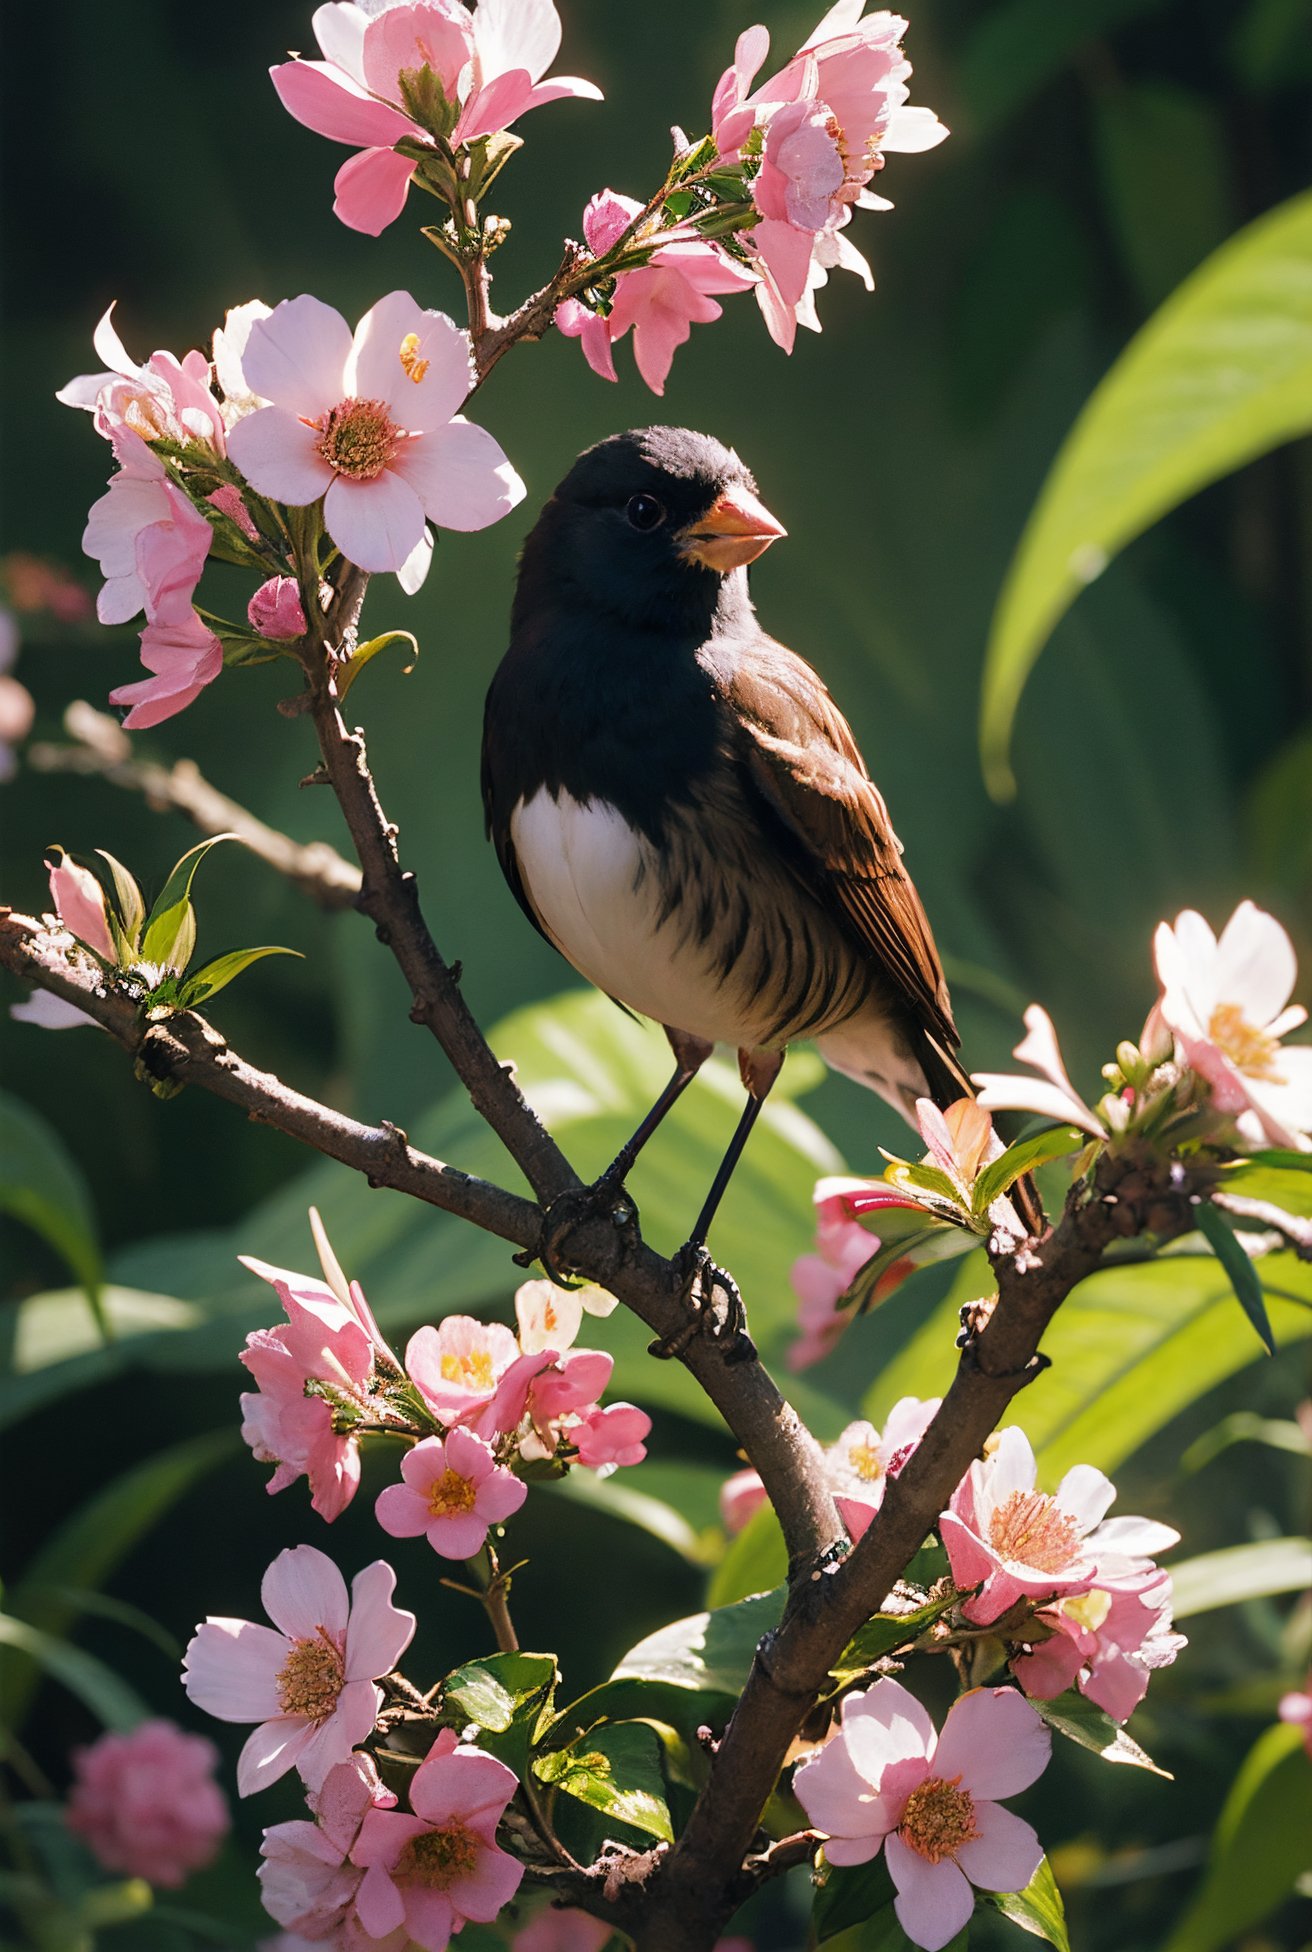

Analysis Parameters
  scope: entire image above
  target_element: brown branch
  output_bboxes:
[28,702,362,911]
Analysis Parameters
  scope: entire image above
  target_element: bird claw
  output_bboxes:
[649,1243,753,1361]
[519,1174,639,1285]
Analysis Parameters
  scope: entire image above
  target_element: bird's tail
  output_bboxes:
[918,1032,1047,1238]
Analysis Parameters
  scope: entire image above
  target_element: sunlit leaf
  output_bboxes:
[140,896,196,976]
[535,1720,673,1844]
[986,1857,1071,1949]
[0,1286,202,1432]
[981,190,1312,797]
[0,1090,104,1321]
[707,1500,787,1609]
[143,835,236,932]
[1164,1724,1312,1952]
[1033,1689,1172,1777]
[1181,1411,1309,1473]
[94,849,145,954]
[972,1127,1081,1219]
[1168,1537,1312,1618]
[443,1651,557,1735]
[336,630,419,702]
[827,1590,958,1690]
[1194,1204,1274,1353]
[613,1588,784,1697]
[179,945,302,1008]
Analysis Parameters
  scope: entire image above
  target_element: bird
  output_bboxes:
[482,425,1039,1290]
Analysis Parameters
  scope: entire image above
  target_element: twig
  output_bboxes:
[28,702,362,910]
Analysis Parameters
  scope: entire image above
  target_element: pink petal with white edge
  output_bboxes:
[390,417,525,531]
[1053,1463,1116,1533]
[980,1426,1039,1512]
[473,0,562,84]
[239,296,353,420]
[345,1559,416,1679]
[882,104,950,151]
[323,469,427,573]
[954,1800,1044,1893]
[237,1715,317,1796]
[182,1618,287,1721]
[270,58,415,150]
[886,1833,975,1952]
[932,1688,1051,1799]
[349,292,473,427]
[973,1077,1103,1136]
[312,1,369,82]
[228,407,335,506]
[1088,1514,1180,1559]
[261,1544,350,1643]
[333,147,417,236]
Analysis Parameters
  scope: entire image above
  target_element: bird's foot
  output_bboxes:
[649,1243,754,1362]
[516,1172,638,1285]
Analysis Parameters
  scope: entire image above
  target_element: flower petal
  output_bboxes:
[323,469,427,573]
[473,0,561,84]
[332,146,417,235]
[349,293,472,426]
[1213,900,1297,1026]
[346,1559,416,1678]
[262,1543,350,1642]
[1054,1463,1116,1534]
[182,1619,287,1722]
[954,1800,1044,1893]
[933,1688,1051,1798]
[239,296,353,420]
[271,57,416,148]
[886,1833,976,1952]
[389,417,525,531]
[237,1715,315,1797]
[228,407,334,507]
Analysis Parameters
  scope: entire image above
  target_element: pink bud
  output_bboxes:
[48,852,116,961]
[247,576,307,641]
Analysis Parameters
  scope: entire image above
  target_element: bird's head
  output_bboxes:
[514,426,786,634]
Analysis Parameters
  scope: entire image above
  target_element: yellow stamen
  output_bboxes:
[989,1488,1081,1573]
[900,1776,981,1864]
[428,1467,477,1518]
[398,332,430,384]
[1207,1001,1283,1082]
[276,1629,345,1721]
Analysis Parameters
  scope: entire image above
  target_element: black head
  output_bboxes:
[513,426,786,637]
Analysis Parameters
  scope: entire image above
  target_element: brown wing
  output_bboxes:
[726,640,959,1054]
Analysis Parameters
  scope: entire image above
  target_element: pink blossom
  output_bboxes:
[974,1004,1106,1139]
[513,1907,611,1952]
[213,301,273,425]
[828,1397,940,1542]
[406,1314,522,1425]
[82,435,212,629]
[65,1719,229,1887]
[58,304,225,452]
[259,1751,395,1939]
[227,293,523,575]
[182,1544,415,1796]
[108,608,224,730]
[1010,1570,1186,1722]
[207,483,262,543]
[375,1427,527,1559]
[571,1401,651,1469]
[1278,1680,1312,1755]
[556,189,757,395]
[940,1427,1179,1626]
[795,1680,1050,1951]
[787,1173,906,1369]
[47,850,115,961]
[513,1275,616,1353]
[721,1465,768,1536]
[1154,901,1312,1150]
[350,1726,523,1947]
[249,576,308,640]
[273,0,601,236]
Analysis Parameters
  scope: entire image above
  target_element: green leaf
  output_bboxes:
[143,835,235,932]
[707,1499,787,1609]
[1164,1724,1312,1952]
[972,1127,1081,1219]
[337,630,419,702]
[0,1615,147,1731]
[94,849,145,953]
[827,1590,958,1689]
[0,1286,202,1432]
[981,190,1312,798]
[1194,1203,1275,1353]
[867,1249,1312,1479]
[1181,1411,1309,1473]
[179,944,302,1007]
[0,1089,104,1317]
[443,1651,557,1737]
[139,896,196,976]
[1168,1537,1311,1619]
[814,1857,896,1941]
[613,1588,784,1698]
[1032,1688,1171,1777]
[534,1720,673,1844]
[986,1856,1070,1949]
[842,1223,975,1314]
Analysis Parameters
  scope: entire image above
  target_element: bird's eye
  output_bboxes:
[626,493,666,532]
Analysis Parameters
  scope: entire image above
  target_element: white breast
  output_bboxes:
[510,788,767,1048]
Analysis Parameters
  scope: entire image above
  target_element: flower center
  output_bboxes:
[396,1822,479,1889]
[122,390,173,440]
[846,1439,883,1483]
[440,1349,496,1391]
[428,1467,478,1518]
[988,1488,1082,1573]
[900,1775,980,1864]
[276,1629,345,1721]
[1207,1001,1282,1082]
[315,397,400,481]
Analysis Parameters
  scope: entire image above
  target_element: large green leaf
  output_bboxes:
[1164,1724,1312,1952]
[0,1286,204,1432]
[707,1500,788,1608]
[1033,1689,1171,1778]
[534,1720,673,1844]
[0,1615,147,1732]
[0,1089,103,1315]
[981,189,1312,797]
[613,1588,784,1697]
[1169,1537,1312,1619]
[866,1249,1312,1478]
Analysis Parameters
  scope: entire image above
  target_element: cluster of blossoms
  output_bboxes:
[787,899,1312,1370]
[238,1217,649,1550]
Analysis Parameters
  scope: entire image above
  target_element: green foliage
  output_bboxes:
[985,1857,1071,1949]
[1168,1536,1312,1618]
[0,1616,147,1733]
[971,1126,1083,1219]
[443,1650,558,1776]
[706,1500,787,1608]
[613,1588,784,1699]
[1193,1203,1275,1353]
[0,1090,103,1321]
[981,189,1312,796]
[1164,1724,1312,1952]
[827,1588,958,1690]
[813,1855,897,1941]
[535,1720,673,1843]
[1032,1690,1171,1778]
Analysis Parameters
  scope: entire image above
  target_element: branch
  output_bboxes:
[28,702,362,911]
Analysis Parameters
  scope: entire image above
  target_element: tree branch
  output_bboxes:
[28,701,362,911]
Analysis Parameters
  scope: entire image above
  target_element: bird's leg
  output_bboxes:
[654,1048,784,1358]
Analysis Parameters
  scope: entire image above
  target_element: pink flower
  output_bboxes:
[213,301,273,425]
[227,293,523,576]
[350,1726,523,1947]
[47,850,116,961]
[1154,901,1312,1151]
[58,304,226,453]
[1010,1570,1186,1723]
[556,189,757,395]
[272,0,601,236]
[794,1680,1050,1951]
[108,609,224,731]
[375,1427,527,1559]
[82,435,213,629]
[65,1719,229,1887]
[406,1314,522,1426]
[513,1275,617,1354]
[787,1173,906,1369]
[571,1401,651,1469]
[207,483,262,543]
[720,1465,768,1536]
[974,1004,1106,1139]
[182,1544,415,1796]
[259,1752,396,1939]
[513,1907,612,1951]
[1278,1680,1312,1756]
[940,1428,1179,1626]
[249,576,308,640]
[827,1396,940,1542]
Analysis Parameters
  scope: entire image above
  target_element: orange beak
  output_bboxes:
[677,484,787,572]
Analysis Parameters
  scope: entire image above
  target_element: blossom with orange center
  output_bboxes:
[375,1427,526,1561]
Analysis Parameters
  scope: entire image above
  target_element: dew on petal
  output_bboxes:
[988,1489,1082,1573]
[898,1775,980,1864]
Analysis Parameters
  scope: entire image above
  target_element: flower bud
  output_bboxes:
[247,577,307,641]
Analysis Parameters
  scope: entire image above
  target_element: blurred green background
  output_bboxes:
[2,0,1310,1946]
